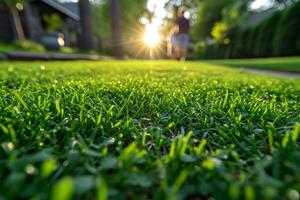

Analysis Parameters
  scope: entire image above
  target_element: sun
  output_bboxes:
[143,24,160,48]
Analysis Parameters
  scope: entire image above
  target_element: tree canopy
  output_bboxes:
[91,0,147,54]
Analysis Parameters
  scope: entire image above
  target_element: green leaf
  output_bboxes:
[125,173,153,188]
[282,132,290,148]
[41,159,57,178]
[13,91,28,109]
[96,177,107,200]
[100,157,118,170]
[292,123,300,143]
[55,99,60,114]
[90,138,116,149]
[195,139,207,154]
[74,176,94,195]
[167,169,189,200]
[180,154,196,163]
[52,177,74,200]
[12,150,53,168]
[0,124,9,134]
[245,185,255,200]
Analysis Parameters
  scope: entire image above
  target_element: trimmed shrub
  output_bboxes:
[231,29,249,58]
[272,1,300,56]
[191,1,300,59]
[255,11,281,57]
[297,28,300,54]
[15,40,46,52]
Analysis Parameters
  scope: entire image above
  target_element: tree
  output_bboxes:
[246,0,298,8]
[0,0,25,40]
[78,0,95,51]
[109,0,123,58]
[211,2,243,44]
[191,0,235,41]
[277,0,297,7]
[91,0,147,56]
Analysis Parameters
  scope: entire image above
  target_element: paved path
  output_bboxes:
[242,68,300,79]
[0,51,112,61]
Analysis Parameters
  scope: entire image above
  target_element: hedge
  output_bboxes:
[272,1,300,56]
[193,1,300,59]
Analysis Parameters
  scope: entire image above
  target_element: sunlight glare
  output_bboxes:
[144,24,160,48]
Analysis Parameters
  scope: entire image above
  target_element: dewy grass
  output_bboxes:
[0,60,300,200]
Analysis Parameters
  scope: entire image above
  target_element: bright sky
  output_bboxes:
[147,0,169,27]
[250,0,274,10]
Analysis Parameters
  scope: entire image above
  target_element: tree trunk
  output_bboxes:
[110,0,123,58]
[10,7,25,40]
[78,0,95,51]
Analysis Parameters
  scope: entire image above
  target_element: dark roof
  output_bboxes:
[61,2,79,17]
[40,0,79,21]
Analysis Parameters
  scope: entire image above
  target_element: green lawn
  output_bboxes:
[204,57,300,73]
[0,60,300,200]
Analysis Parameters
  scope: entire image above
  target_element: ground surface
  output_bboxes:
[0,60,300,200]
[242,68,300,79]
[204,57,300,73]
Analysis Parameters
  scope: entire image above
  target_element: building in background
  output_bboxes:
[0,0,79,49]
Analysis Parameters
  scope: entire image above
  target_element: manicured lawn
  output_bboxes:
[0,60,299,200]
[204,57,300,73]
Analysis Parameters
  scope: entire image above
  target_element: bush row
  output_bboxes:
[193,1,300,59]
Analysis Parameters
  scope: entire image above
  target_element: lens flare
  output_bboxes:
[143,24,160,48]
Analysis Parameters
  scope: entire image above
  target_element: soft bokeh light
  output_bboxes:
[140,17,150,25]
[16,3,24,10]
[250,0,274,10]
[144,24,160,48]
[147,0,168,27]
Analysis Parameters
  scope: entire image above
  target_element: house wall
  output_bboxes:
[0,6,15,43]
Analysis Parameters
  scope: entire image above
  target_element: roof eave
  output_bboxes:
[40,0,79,21]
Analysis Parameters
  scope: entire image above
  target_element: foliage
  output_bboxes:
[164,0,200,22]
[0,60,300,199]
[59,47,79,54]
[211,22,230,43]
[297,37,300,53]
[91,2,111,51]
[254,11,281,57]
[273,0,299,7]
[272,0,300,56]
[42,13,63,32]
[0,40,45,52]
[91,0,147,54]
[15,40,46,52]
[0,0,23,8]
[211,3,241,44]
[194,1,300,59]
[193,41,206,55]
[191,0,235,40]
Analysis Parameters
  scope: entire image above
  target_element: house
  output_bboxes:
[0,0,80,48]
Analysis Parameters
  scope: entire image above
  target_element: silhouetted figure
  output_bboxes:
[173,7,190,61]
